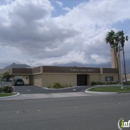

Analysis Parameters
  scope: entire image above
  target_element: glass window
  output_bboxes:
[105,76,113,81]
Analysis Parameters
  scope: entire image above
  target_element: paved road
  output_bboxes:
[14,85,90,94]
[0,93,130,130]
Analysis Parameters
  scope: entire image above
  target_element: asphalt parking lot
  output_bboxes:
[14,85,90,94]
[0,81,90,94]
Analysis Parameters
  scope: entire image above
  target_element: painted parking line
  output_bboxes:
[26,90,31,91]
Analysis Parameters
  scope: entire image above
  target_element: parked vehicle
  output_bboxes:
[14,79,24,86]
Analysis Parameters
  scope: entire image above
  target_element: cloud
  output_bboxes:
[55,0,63,7]
[0,0,130,68]
[5,0,12,3]
[63,7,71,12]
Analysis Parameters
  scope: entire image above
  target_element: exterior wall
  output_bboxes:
[22,76,29,84]
[14,76,22,80]
[43,66,100,74]
[29,76,33,85]
[89,73,118,85]
[87,75,90,86]
[89,74,101,84]
[33,75,42,87]
[25,73,118,87]
[9,66,119,87]
[100,74,118,83]
[11,68,32,76]
[42,73,77,87]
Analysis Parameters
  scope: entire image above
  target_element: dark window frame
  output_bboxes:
[105,76,113,82]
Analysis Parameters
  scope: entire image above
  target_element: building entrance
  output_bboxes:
[77,75,87,86]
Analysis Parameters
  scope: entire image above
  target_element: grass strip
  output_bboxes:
[0,93,15,97]
[89,86,130,92]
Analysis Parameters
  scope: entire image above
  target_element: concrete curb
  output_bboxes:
[43,86,80,90]
[85,86,117,95]
[0,92,20,99]
[117,91,130,94]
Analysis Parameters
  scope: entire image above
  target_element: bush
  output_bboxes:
[91,81,96,86]
[123,81,130,85]
[91,81,117,86]
[2,85,13,93]
[0,87,2,93]
[47,85,52,88]
[53,82,62,88]
[48,83,73,89]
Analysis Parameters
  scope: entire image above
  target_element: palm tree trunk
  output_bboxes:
[114,47,120,83]
[123,47,127,81]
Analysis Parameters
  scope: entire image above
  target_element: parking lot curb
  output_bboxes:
[43,86,82,90]
[85,87,117,95]
[0,92,20,99]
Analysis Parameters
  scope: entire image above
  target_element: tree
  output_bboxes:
[117,30,129,81]
[105,30,120,82]
[2,71,12,81]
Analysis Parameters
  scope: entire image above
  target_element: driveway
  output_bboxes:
[14,85,91,94]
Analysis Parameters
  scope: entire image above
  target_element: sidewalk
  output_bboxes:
[1,92,95,100]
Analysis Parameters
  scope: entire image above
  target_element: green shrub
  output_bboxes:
[3,85,13,93]
[91,81,118,86]
[47,85,52,88]
[53,82,62,88]
[48,83,73,89]
[0,87,2,93]
[123,81,130,85]
[91,81,96,86]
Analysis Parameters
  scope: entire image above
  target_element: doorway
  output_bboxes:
[77,75,87,86]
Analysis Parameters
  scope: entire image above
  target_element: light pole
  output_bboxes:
[119,45,124,89]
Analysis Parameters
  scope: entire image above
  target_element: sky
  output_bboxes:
[0,0,130,68]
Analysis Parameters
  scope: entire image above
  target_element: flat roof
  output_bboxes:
[9,66,118,76]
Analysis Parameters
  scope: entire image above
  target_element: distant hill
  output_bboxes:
[4,63,31,70]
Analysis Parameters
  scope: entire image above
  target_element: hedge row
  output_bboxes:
[0,85,14,93]
[91,81,130,86]
[91,81,118,86]
[123,81,130,85]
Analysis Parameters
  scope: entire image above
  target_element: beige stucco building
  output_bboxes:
[9,66,118,87]
[9,48,121,87]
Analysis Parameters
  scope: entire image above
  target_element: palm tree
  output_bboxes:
[117,30,129,81]
[105,30,120,82]
[105,30,115,47]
